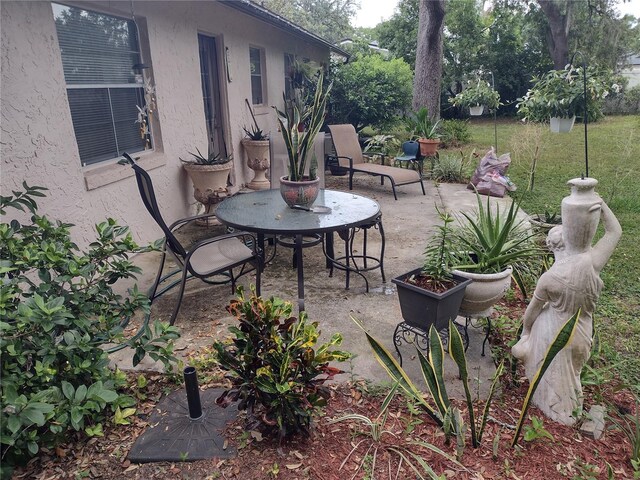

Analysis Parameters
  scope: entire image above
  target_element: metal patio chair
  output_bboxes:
[327,124,425,200]
[121,153,261,326]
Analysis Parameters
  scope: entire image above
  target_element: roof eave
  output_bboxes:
[219,0,349,58]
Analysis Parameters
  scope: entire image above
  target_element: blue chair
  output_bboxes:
[394,141,423,176]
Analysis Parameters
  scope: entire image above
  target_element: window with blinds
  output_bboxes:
[52,3,150,166]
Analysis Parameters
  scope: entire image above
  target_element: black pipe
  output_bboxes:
[183,366,203,420]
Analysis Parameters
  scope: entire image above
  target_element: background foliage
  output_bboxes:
[328,53,413,132]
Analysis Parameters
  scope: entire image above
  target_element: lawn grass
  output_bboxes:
[452,115,640,389]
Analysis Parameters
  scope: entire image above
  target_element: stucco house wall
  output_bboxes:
[1,0,330,247]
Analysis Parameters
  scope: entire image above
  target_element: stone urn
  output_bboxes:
[279,176,319,208]
[182,162,232,224]
[242,139,270,190]
[451,266,513,318]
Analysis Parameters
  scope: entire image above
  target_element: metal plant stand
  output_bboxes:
[393,315,492,366]
[393,320,469,367]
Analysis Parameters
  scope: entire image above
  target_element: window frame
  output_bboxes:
[249,45,266,106]
[52,2,155,167]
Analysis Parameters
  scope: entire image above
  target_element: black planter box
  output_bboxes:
[392,268,472,331]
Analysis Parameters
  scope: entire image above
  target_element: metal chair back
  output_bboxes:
[121,153,187,259]
[401,141,419,158]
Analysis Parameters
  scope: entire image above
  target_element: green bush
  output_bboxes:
[214,287,350,439]
[328,53,413,132]
[439,119,471,148]
[0,185,179,468]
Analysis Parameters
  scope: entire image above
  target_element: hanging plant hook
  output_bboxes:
[569,50,589,178]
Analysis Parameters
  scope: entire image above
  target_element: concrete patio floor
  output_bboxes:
[111,173,518,400]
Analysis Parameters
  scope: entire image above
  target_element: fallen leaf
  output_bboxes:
[286,463,302,470]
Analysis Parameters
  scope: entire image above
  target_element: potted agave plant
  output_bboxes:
[450,192,541,317]
[449,79,501,116]
[242,99,270,190]
[180,145,233,220]
[405,107,441,156]
[273,72,331,207]
[392,208,471,331]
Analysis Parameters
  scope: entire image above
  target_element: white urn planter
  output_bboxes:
[550,116,576,133]
[451,266,513,318]
[182,162,232,225]
[242,139,270,190]
[469,105,484,116]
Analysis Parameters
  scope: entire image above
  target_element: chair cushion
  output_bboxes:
[351,163,421,185]
[188,238,254,276]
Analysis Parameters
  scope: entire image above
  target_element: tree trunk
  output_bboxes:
[413,0,446,119]
[537,0,572,69]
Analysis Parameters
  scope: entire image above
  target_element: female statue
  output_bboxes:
[512,178,621,425]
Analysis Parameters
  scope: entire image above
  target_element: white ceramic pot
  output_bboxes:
[550,116,576,133]
[469,105,484,116]
[451,266,513,318]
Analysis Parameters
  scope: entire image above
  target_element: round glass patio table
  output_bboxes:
[216,189,381,311]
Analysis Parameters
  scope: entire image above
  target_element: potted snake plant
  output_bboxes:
[273,72,331,207]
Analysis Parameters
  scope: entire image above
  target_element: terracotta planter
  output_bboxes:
[451,266,513,318]
[550,116,576,133]
[469,105,484,116]
[279,176,320,208]
[392,269,471,331]
[418,138,439,156]
[182,162,232,204]
[242,139,270,190]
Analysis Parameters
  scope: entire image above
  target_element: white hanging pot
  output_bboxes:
[469,105,484,116]
[550,116,576,133]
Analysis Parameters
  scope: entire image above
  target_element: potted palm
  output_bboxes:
[392,209,471,331]
[405,107,441,156]
[273,72,331,207]
[180,146,233,220]
[449,79,501,116]
[450,193,541,317]
[242,99,270,190]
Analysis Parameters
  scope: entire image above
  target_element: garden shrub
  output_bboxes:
[328,52,413,132]
[0,185,179,469]
[432,153,471,183]
[214,287,351,439]
[439,119,471,148]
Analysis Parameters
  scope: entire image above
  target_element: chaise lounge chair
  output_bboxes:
[327,124,426,200]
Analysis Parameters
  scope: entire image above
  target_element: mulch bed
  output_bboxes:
[12,291,638,479]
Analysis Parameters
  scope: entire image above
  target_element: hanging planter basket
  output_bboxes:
[550,116,576,133]
[469,105,485,116]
